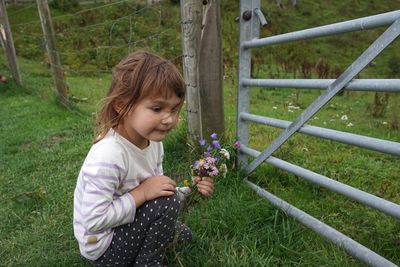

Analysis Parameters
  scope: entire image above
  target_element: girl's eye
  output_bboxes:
[151,107,162,112]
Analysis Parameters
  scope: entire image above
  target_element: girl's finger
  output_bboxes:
[196,182,213,189]
[197,187,210,196]
[162,190,175,196]
[193,176,201,184]
[202,176,213,183]
[198,181,214,189]
[196,184,214,195]
[165,184,176,192]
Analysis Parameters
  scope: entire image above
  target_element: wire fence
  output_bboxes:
[4,0,183,113]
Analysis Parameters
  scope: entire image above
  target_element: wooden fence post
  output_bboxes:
[180,0,203,142]
[36,0,69,106]
[199,0,224,138]
[0,0,22,85]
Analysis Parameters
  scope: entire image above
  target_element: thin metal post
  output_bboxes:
[0,0,22,85]
[237,0,260,167]
[236,1,251,168]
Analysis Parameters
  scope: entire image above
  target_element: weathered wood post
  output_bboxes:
[180,0,203,142]
[199,0,224,138]
[37,0,69,106]
[0,0,22,85]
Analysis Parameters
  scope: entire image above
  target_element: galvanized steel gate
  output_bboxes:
[236,1,400,266]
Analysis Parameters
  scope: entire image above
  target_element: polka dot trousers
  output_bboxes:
[90,193,192,267]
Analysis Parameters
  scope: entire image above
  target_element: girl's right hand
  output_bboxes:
[129,175,176,207]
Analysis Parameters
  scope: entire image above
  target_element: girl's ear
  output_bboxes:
[113,100,124,114]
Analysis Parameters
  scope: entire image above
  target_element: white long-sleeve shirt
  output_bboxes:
[73,129,164,260]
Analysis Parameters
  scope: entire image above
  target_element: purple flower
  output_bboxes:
[198,139,206,146]
[207,145,212,152]
[234,140,241,148]
[212,140,221,150]
[205,156,216,164]
[210,133,218,139]
[209,167,219,177]
[204,151,211,157]
[194,160,199,166]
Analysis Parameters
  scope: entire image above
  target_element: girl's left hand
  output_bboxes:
[193,176,214,197]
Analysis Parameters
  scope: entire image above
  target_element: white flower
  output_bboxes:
[272,106,277,110]
[302,147,309,152]
[177,186,191,195]
[341,115,348,121]
[382,121,388,125]
[288,105,300,110]
[219,163,228,178]
[220,148,230,159]
[347,122,354,127]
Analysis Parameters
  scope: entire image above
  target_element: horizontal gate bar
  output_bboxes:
[242,78,400,92]
[240,112,400,156]
[243,10,400,48]
[240,145,400,220]
[244,178,398,267]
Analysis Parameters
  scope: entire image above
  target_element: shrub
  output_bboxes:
[50,0,80,12]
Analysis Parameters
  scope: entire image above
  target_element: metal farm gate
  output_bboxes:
[236,1,400,266]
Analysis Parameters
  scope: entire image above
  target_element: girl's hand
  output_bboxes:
[193,176,214,197]
[129,175,176,207]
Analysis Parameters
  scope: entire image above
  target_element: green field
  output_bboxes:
[1,0,399,266]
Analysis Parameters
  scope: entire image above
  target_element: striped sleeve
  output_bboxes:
[80,162,136,232]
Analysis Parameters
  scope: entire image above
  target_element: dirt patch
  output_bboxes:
[40,133,69,148]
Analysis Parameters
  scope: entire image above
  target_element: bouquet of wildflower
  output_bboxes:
[177,132,240,197]
[173,134,239,244]
[191,132,231,179]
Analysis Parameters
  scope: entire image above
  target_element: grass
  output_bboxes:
[1,78,399,266]
[2,0,400,266]
[0,83,91,266]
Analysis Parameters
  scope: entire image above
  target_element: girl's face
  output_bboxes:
[116,93,182,149]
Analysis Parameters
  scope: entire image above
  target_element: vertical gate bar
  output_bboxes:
[244,18,400,176]
[236,0,255,168]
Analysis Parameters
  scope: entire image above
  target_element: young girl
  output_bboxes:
[73,51,214,267]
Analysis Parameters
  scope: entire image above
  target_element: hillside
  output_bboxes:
[6,0,400,79]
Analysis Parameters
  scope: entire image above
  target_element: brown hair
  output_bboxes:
[94,51,186,143]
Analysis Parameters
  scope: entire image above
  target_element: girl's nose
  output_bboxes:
[161,114,174,125]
